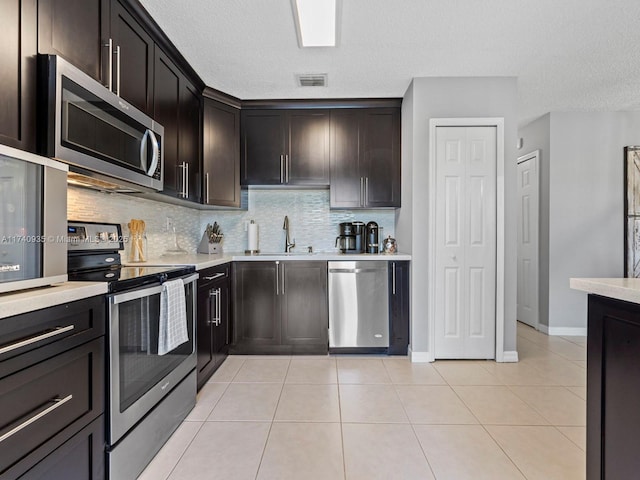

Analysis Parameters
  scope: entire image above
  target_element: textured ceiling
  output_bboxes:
[139,0,640,126]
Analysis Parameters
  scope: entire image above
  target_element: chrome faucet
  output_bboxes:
[283,215,296,253]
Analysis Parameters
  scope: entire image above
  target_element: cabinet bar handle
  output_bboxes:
[103,39,113,91]
[282,264,285,295]
[0,325,75,356]
[205,172,210,204]
[280,155,284,184]
[276,261,280,295]
[185,162,190,198]
[114,45,121,96]
[365,177,369,206]
[360,177,364,207]
[216,288,221,325]
[0,394,73,444]
[286,154,290,184]
[203,273,225,281]
[392,262,396,295]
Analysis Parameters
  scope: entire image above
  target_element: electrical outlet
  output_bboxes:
[166,217,174,231]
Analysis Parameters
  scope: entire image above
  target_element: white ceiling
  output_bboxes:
[139,0,640,126]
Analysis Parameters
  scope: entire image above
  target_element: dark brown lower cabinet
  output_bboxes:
[388,261,410,355]
[0,296,106,480]
[231,261,328,354]
[197,264,230,389]
[587,294,640,480]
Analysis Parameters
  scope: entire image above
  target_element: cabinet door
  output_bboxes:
[0,0,36,152]
[38,0,108,83]
[330,110,362,208]
[153,48,180,196]
[286,110,330,185]
[213,278,230,363]
[197,282,215,387]
[110,0,154,114]
[203,99,240,207]
[388,261,410,355]
[241,110,286,185]
[280,262,328,349]
[362,108,401,207]
[233,262,280,345]
[180,80,202,202]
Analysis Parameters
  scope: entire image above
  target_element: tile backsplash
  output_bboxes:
[68,188,395,259]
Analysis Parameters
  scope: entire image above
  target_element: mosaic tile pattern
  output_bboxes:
[68,188,396,258]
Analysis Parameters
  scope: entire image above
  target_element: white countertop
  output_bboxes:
[126,251,412,270]
[0,281,108,319]
[570,278,640,305]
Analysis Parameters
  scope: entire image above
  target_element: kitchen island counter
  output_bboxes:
[127,252,411,270]
[0,282,108,319]
[570,277,640,304]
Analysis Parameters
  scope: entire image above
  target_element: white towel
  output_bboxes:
[158,279,189,355]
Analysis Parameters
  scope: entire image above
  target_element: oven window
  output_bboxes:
[0,156,42,284]
[117,283,194,412]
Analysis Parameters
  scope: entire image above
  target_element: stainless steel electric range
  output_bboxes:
[68,221,198,479]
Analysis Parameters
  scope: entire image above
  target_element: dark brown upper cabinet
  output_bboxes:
[241,109,330,186]
[203,98,241,207]
[37,0,109,84]
[0,0,37,152]
[110,0,154,115]
[330,108,401,208]
[154,48,201,203]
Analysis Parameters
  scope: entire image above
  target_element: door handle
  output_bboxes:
[216,288,221,325]
[0,325,75,355]
[103,38,113,91]
[280,155,284,184]
[114,45,121,96]
[275,261,280,295]
[0,394,73,444]
[281,263,285,295]
[203,272,225,281]
[205,172,210,204]
[360,177,364,207]
[185,162,190,198]
[392,262,396,295]
[286,154,290,183]
[146,131,159,176]
[365,177,369,206]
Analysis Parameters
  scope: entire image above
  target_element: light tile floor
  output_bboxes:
[139,322,587,480]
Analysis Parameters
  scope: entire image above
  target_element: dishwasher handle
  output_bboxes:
[329,268,381,274]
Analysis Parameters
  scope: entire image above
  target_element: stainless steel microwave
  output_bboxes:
[39,55,164,193]
[0,144,68,293]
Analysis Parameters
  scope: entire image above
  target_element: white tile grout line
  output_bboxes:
[253,357,291,480]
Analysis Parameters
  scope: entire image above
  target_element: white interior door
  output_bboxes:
[434,126,497,359]
[516,152,539,329]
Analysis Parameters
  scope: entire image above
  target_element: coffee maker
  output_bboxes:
[366,221,380,254]
[335,222,365,253]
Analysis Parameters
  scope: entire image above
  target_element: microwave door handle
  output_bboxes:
[146,130,160,176]
[140,129,150,172]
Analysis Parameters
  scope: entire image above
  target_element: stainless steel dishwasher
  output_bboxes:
[328,261,389,349]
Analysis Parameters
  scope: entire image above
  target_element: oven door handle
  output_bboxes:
[110,273,199,304]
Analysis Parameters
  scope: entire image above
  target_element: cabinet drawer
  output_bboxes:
[199,264,230,287]
[0,296,105,377]
[0,337,104,476]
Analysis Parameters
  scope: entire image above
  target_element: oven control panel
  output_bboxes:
[68,221,124,252]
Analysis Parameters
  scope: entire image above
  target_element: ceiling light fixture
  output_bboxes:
[291,0,339,47]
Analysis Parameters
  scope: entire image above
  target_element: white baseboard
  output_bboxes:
[538,324,549,334]
[548,327,587,336]
[500,351,519,363]
[411,351,431,363]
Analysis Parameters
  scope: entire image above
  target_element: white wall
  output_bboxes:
[518,115,551,327]
[519,111,640,333]
[400,77,519,358]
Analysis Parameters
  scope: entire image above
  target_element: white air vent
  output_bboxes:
[296,74,328,87]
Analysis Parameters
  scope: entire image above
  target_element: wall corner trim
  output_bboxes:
[500,351,519,363]
[411,351,431,363]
